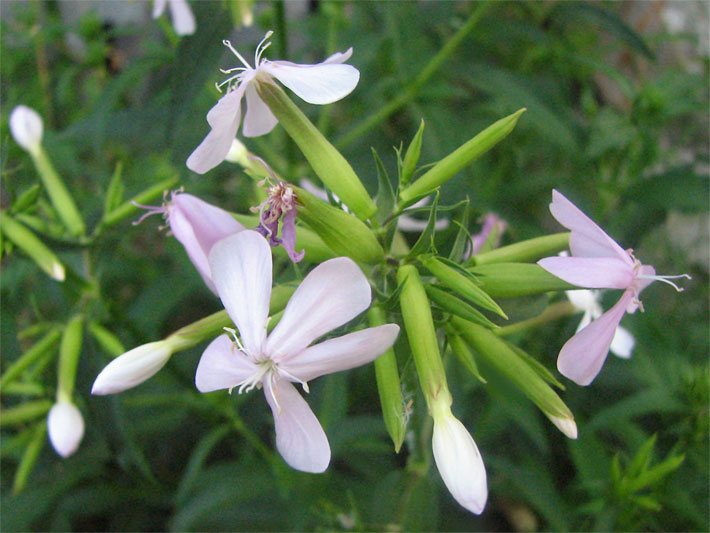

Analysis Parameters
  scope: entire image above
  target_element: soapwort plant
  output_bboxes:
[1,4,704,530]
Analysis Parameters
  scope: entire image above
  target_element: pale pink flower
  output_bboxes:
[47,401,85,458]
[153,0,195,36]
[187,31,359,174]
[467,212,507,258]
[195,230,399,472]
[134,191,245,293]
[538,190,689,385]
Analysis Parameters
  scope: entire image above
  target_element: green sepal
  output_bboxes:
[470,232,570,265]
[425,285,499,329]
[103,161,125,217]
[0,329,61,390]
[294,186,384,265]
[88,322,126,357]
[447,204,471,263]
[406,192,440,258]
[57,315,83,401]
[13,422,46,494]
[11,184,42,214]
[446,331,487,384]
[0,212,65,281]
[0,400,52,427]
[400,119,425,187]
[469,262,577,298]
[421,255,507,319]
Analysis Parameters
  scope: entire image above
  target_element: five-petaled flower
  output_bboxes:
[187,31,359,174]
[195,230,399,472]
[538,190,689,385]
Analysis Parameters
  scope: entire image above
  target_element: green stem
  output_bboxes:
[335,2,491,149]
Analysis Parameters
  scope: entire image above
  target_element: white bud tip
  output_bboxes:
[548,415,578,439]
[91,342,172,395]
[52,262,66,282]
[47,402,85,458]
[9,105,43,154]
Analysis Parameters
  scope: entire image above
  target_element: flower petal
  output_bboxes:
[195,334,257,392]
[260,60,359,105]
[209,231,272,356]
[281,324,399,382]
[187,87,244,174]
[610,325,635,359]
[280,208,305,263]
[266,257,371,359]
[557,290,634,386]
[322,47,353,64]
[152,0,167,18]
[169,193,244,293]
[538,256,634,289]
[432,413,488,514]
[263,378,330,473]
[550,190,632,264]
[168,0,196,36]
[243,83,278,137]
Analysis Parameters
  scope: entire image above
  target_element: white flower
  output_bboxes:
[431,403,487,514]
[195,230,399,473]
[187,32,359,174]
[47,401,85,458]
[92,341,173,395]
[9,105,43,156]
[565,288,635,359]
[153,0,196,36]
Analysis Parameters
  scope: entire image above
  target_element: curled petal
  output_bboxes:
[281,324,400,382]
[263,378,330,473]
[47,402,85,458]
[195,335,258,392]
[243,82,278,137]
[187,87,245,174]
[557,290,634,386]
[432,413,488,514]
[322,47,353,64]
[266,257,371,359]
[280,208,304,263]
[550,190,632,264]
[209,231,271,356]
[538,256,634,289]
[261,60,360,105]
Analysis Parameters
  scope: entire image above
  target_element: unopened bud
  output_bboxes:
[91,341,174,395]
[431,399,488,515]
[9,105,43,156]
[47,401,84,458]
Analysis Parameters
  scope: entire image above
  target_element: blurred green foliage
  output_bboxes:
[1,1,707,531]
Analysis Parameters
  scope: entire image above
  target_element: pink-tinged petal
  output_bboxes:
[635,264,657,294]
[557,290,634,386]
[261,61,360,105]
[187,87,244,174]
[152,0,167,18]
[550,190,632,264]
[538,256,634,289]
[280,208,304,263]
[169,193,244,293]
[195,335,257,392]
[281,324,400,382]
[610,325,635,359]
[208,231,272,356]
[265,257,371,359]
[432,413,488,514]
[243,83,278,137]
[168,0,195,36]
[322,47,353,64]
[263,378,330,473]
[575,310,594,333]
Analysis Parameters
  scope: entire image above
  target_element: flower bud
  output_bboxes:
[0,212,65,281]
[224,138,251,167]
[471,232,570,266]
[47,401,84,458]
[91,341,174,395]
[431,400,488,515]
[9,105,43,156]
[399,108,525,206]
[469,262,576,298]
[295,186,384,265]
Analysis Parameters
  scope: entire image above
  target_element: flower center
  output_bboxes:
[216,31,274,93]
[131,188,182,227]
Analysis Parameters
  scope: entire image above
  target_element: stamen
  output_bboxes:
[278,367,310,393]
[223,39,252,69]
[130,201,166,226]
[637,273,691,292]
[220,66,248,75]
[223,326,248,355]
[254,30,274,65]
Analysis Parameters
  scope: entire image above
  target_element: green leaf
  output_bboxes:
[13,422,46,494]
[509,344,565,390]
[447,204,471,263]
[426,285,498,329]
[372,148,395,223]
[407,191,440,258]
[103,161,125,217]
[11,184,42,214]
[447,332,487,383]
[400,119,425,187]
